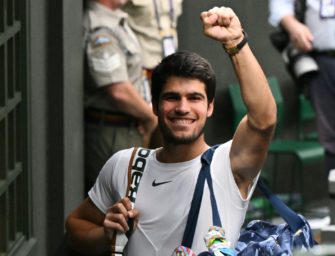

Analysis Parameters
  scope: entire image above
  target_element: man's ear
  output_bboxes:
[207,99,214,117]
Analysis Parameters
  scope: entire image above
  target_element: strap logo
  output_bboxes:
[152,179,172,187]
[128,148,151,202]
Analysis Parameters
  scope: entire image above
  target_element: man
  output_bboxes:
[122,0,183,74]
[67,6,276,255]
[83,0,157,192]
[269,0,335,174]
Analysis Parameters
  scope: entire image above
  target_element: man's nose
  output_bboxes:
[175,98,190,113]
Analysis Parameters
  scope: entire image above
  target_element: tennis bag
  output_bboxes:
[235,179,316,255]
[175,146,316,256]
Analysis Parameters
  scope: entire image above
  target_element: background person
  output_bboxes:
[269,0,335,175]
[83,0,157,193]
[122,0,184,74]
[66,6,276,255]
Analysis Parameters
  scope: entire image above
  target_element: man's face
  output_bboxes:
[154,76,214,145]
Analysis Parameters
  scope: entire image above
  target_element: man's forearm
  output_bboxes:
[105,81,155,123]
[66,219,110,255]
[280,15,299,34]
[280,15,314,52]
[230,44,276,130]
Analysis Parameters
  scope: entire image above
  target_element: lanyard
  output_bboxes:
[152,0,175,31]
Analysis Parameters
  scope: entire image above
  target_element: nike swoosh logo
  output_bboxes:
[152,179,172,187]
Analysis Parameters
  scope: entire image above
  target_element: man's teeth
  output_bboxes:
[173,119,193,124]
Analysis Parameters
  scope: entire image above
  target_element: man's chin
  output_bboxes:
[170,138,195,145]
[164,134,201,145]
[159,124,205,146]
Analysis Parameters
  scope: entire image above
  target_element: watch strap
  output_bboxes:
[223,30,248,56]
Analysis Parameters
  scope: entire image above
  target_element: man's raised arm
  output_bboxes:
[201,7,277,197]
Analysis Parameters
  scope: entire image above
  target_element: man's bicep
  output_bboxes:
[230,116,272,178]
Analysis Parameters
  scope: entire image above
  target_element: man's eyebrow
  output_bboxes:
[160,92,180,99]
[161,92,206,98]
[188,92,206,98]
[161,91,179,96]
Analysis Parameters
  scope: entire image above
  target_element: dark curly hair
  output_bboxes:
[151,51,216,107]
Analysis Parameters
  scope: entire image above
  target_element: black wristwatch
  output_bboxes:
[223,31,248,56]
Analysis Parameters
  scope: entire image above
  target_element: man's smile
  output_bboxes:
[170,118,195,125]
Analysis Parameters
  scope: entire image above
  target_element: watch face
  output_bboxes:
[223,44,239,55]
[227,46,239,55]
[223,32,248,55]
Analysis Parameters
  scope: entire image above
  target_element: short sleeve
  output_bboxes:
[88,149,133,213]
[212,141,260,204]
[269,0,295,27]
[86,29,129,87]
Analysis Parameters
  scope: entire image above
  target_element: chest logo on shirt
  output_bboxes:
[152,179,172,187]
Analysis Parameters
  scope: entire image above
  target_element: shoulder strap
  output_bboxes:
[295,0,307,23]
[181,145,220,248]
[111,147,152,255]
[181,145,309,250]
[256,179,306,233]
[125,147,139,200]
[126,147,152,203]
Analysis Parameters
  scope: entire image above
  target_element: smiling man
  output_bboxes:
[156,76,211,145]
[66,6,276,255]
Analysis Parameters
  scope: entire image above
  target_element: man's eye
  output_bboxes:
[189,96,202,101]
[164,96,179,101]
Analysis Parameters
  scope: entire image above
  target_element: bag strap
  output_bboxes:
[180,144,307,249]
[295,0,307,23]
[181,145,220,248]
[126,147,152,203]
[256,179,305,233]
[126,147,140,201]
[111,147,152,255]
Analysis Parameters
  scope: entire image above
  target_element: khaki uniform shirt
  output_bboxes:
[123,0,183,69]
[84,2,151,113]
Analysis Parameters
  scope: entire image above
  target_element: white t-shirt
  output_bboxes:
[89,140,259,255]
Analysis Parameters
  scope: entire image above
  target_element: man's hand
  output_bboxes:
[281,16,314,52]
[103,197,139,240]
[138,114,158,148]
[200,6,244,47]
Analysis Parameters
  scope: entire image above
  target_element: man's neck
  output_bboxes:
[156,140,209,163]
[95,0,117,10]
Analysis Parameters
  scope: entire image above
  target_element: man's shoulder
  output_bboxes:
[110,147,154,165]
[213,140,232,152]
[87,26,116,47]
[211,140,232,162]
[111,147,139,162]
[85,9,119,44]
[86,3,121,29]
[100,148,139,180]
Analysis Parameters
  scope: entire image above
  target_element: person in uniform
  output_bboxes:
[122,0,184,74]
[83,0,157,193]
